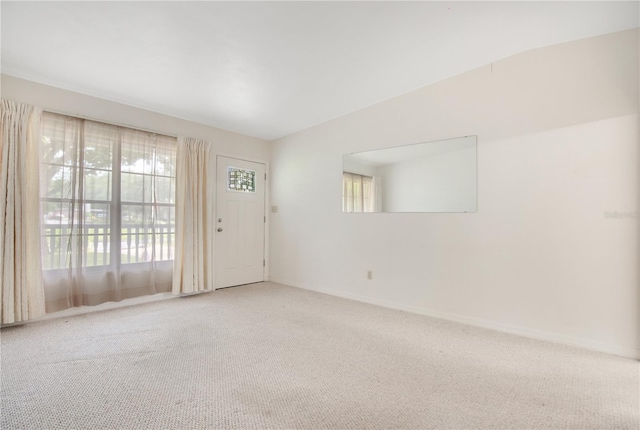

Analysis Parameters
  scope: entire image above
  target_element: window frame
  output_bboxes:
[40,113,177,272]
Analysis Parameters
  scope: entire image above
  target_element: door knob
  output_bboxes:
[217,228,223,232]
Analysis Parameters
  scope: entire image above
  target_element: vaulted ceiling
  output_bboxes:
[2,1,638,140]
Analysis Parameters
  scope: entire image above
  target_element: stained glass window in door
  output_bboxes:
[227,167,256,193]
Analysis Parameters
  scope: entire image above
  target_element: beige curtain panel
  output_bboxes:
[172,137,214,294]
[0,100,46,324]
[342,172,376,213]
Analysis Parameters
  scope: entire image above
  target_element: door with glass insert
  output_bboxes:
[215,156,266,288]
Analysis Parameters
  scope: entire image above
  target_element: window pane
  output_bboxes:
[85,203,110,225]
[155,137,176,177]
[121,172,151,203]
[43,201,68,226]
[84,169,112,201]
[41,163,65,199]
[122,206,151,264]
[122,204,143,225]
[120,204,175,264]
[227,167,256,192]
[40,164,75,201]
[155,176,172,203]
[82,203,111,267]
[157,206,171,226]
[41,213,67,270]
[84,121,115,170]
[121,129,153,174]
[41,113,82,167]
[121,135,143,173]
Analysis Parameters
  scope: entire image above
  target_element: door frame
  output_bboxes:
[214,153,270,288]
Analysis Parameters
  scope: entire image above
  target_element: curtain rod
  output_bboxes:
[43,108,178,139]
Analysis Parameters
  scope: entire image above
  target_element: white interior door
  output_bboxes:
[215,156,266,288]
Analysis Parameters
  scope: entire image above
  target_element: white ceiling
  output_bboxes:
[2,2,638,141]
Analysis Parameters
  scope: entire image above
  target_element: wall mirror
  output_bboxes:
[342,135,477,213]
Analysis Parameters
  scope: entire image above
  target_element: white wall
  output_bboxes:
[0,74,271,162]
[379,146,477,212]
[269,29,639,358]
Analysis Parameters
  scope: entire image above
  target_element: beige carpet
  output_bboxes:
[1,282,638,429]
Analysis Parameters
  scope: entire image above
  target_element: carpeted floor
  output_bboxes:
[1,282,638,429]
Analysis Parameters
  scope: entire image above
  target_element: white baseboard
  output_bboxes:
[270,278,640,360]
[3,292,177,328]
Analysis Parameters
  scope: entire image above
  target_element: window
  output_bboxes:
[227,167,256,192]
[40,112,177,271]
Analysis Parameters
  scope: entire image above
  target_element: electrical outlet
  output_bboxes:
[367,270,373,280]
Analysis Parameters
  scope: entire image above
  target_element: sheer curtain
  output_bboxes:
[0,100,46,323]
[342,172,377,213]
[172,137,214,294]
[40,112,176,312]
